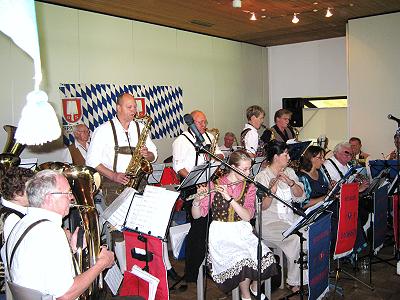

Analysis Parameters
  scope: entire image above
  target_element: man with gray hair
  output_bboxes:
[322,141,369,255]
[4,170,114,299]
[322,141,354,183]
[63,123,90,165]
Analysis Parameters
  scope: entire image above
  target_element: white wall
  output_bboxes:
[268,37,347,146]
[348,12,400,159]
[0,2,268,163]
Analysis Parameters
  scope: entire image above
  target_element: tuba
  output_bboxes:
[38,163,102,299]
[0,125,26,177]
[123,115,153,191]
[64,165,102,299]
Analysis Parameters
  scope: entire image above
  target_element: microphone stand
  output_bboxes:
[394,126,400,273]
[193,142,305,300]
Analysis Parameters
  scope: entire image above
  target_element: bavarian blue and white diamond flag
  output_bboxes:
[59,83,184,145]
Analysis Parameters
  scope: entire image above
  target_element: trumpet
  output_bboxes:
[186,179,247,201]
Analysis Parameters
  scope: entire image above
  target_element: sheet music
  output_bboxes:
[125,185,179,238]
[130,265,160,300]
[114,240,127,272]
[105,264,124,295]
[19,158,38,170]
[102,187,137,231]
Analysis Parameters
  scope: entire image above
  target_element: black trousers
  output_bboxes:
[184,208,211,282]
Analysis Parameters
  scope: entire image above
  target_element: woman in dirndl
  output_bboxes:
[191,150,278,300]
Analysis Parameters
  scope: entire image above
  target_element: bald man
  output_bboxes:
[172,110,224,283]
[87,92,157,204]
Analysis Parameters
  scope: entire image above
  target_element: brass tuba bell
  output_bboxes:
[0,125,26,176]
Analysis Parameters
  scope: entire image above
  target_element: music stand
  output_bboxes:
[251,156,266,177]
[147,163,165,185]
[389,174,399,196]
[287,141,311,161]
[369,160,399,181]
[176,162,221,194]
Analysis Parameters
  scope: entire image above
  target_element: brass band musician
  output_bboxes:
[172,110,224,283]
[62,123,90,165]
[240,105,265,158]
[270,109,296,143]
[4,170,114,299]
[86,92,157,204]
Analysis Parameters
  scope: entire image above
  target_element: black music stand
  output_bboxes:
[147,163,165,185]
[251,156,266,177]
[389,174,399,196]
[361,180,396,286]
[369,160,399,181]
[287,141,312,161]
[177,162,221,194]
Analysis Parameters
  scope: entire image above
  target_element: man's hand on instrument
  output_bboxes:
[96,245,115,270]
[112,172,129,184]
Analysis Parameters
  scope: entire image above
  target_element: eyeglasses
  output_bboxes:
[343,151,352,156]
[50,191,74,196]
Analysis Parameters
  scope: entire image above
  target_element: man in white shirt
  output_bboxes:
[219,132,236,158]
[62,124,90,165]
[86,92,157,204]
[322,141,369,255]
[172,110,224,179]
[4,170,114,299]
[172,110,224,283]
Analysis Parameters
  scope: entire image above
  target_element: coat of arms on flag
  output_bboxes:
[62,98,83,123]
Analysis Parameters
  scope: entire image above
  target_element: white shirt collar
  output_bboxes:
[1,197,27,215]
[26,207,63,226]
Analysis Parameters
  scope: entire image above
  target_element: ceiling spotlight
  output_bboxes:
[325,7,333,17]
[250,12,257,21]
[232,0,241,8]
[292,13,299,24]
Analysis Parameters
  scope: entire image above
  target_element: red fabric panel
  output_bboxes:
[119,231,169,300]
[334,183,359,256]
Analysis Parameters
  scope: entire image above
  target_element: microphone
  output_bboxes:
[388,114,400,123]
[183,114,205,146]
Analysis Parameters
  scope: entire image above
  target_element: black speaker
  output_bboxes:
[282,98,303,127]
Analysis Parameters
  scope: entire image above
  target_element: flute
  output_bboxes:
[186,179,246,201]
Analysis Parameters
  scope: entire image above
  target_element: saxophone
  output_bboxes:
[207,128,220,155]
[124,115,153,190]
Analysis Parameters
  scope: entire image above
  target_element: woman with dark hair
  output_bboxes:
[297,145,329,209]
[255,140,306,292]
[192,150,277,300]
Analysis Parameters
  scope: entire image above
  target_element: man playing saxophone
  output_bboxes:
[172,110,224,284]
[86,92,157,204]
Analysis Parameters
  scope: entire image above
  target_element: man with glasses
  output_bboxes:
[322,142,369,255]
[172,110,224,284]
[4,170,114,299]
[63,123,90,165]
